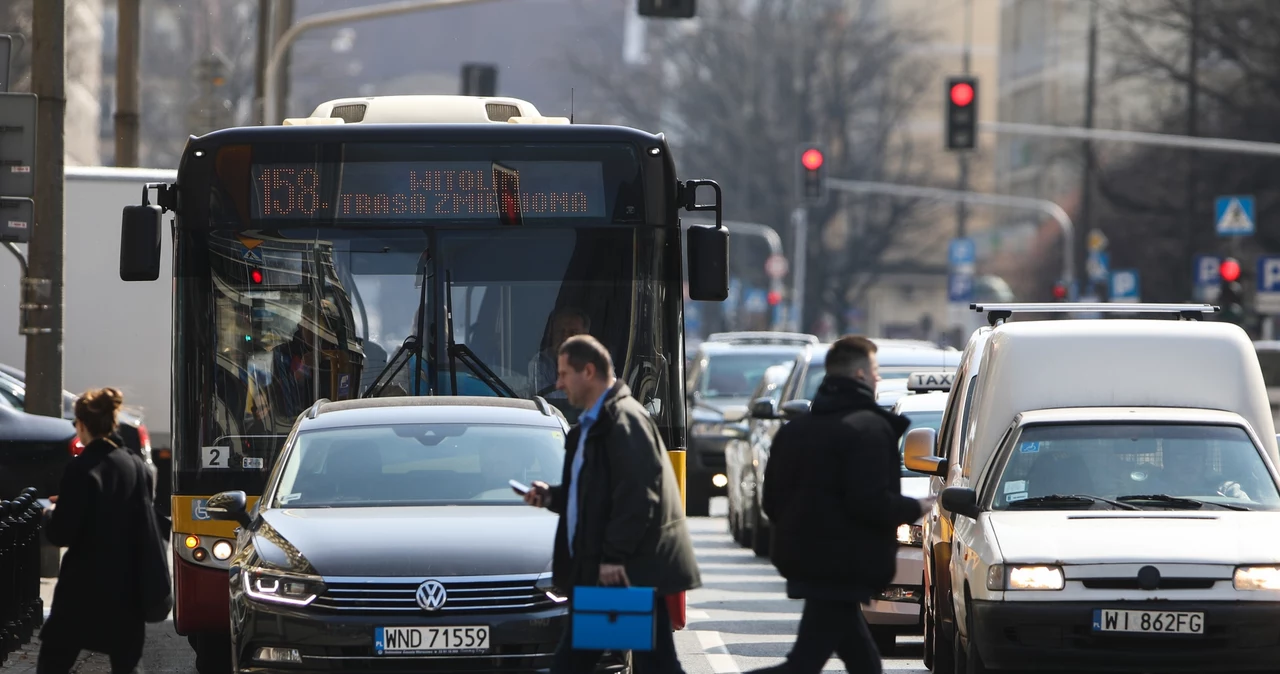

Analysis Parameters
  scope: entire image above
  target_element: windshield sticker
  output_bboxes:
[280,493,302,504]
[1004,480,1027,494]
[1130,470,1150,482]
[1006,492,1028,503]
[1018,441,1040,453]
[242,456,264,470]
[201,446,231,469]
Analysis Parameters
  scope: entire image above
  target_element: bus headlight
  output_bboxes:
[896,524,924,547]
[1234,566,1280,591]
[211,540,234,560]
[987,564,1064,591]
[242,568,324,606]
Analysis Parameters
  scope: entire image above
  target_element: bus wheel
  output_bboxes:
[192,632,233,674]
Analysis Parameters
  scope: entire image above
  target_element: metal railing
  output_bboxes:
[0,488,43,663]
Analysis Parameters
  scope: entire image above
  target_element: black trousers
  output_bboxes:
[774,599,881,674]
[36,637,143,674]
[551,594,685,674]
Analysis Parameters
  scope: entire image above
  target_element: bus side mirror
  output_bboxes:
[120,204,162,282]
[686,224,728,301]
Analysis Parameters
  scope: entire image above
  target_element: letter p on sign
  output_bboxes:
[1263,257,1280,292]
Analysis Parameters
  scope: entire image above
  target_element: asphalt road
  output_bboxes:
[9,498,927,673]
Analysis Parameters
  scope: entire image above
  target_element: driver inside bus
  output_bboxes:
[527,307,590,398]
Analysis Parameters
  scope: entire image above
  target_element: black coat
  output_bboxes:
[547,382,701,595]
[762,376,920,598]
[41,435,152,654]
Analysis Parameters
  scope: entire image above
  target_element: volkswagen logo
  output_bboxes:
[415,579,448,611]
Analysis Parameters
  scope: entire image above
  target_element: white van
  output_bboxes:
[911,313,1280,673]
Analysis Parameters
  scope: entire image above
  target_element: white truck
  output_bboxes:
[0,166,176,452]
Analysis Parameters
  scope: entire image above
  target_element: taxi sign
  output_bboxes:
[907,371,954,393]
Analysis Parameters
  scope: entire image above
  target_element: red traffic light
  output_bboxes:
[801,148,824,171]
[950,82,975,107]
[250,268,264,284]
[1052,282,1068,300]
[767,290,782,306]
[1220,258,1241,283]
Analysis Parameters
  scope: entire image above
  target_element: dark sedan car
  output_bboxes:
[0,405,76,500]
[208,396,629,673]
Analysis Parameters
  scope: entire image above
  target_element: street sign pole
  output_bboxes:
[790,207,807,333]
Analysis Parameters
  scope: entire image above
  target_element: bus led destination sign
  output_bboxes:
[252,160,606,221]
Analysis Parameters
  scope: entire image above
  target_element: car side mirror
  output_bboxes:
[749,397,777,420]
[779,399,810,420]
[206,490,252,529]
[119,203,162,282]
[940,487,980,520]
[903,428,948,476]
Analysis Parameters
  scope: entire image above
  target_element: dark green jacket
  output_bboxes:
[547,382,700,595]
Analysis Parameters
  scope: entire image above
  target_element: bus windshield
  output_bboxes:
[186,224,668,495]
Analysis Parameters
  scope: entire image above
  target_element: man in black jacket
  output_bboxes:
[752,335,934,674]
[523,334,700,674]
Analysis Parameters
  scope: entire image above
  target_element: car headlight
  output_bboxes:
[691,421,724,437]
[896,523,924,547]
[1234,566,1280,591]
[241,567,325,606]
[536,574,568,603]
[986,564,1064,591]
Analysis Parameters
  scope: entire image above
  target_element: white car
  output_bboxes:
[864,380,951,655]
[911,309,1280,673]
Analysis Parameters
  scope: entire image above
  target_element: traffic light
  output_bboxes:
[249,268,264,285]
[796,143,827,206]
[460,64,497,97]
[1218,257,1244,323]
[1052,281,1068,301]
[946,76,978,150]
[637,0,695,18]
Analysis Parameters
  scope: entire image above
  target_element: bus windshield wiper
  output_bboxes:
[362,334,418,398]
[1007,494,1140,511]
[443,269,517,398]
[1116,494,1251,511]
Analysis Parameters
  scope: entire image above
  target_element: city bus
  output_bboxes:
[118,95,727,672]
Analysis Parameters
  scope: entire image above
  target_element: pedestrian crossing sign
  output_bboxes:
[1215,195,1255,236]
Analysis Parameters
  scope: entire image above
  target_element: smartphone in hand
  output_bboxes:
[509,479,531,495]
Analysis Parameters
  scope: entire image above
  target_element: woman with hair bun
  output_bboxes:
[37,387,157,674]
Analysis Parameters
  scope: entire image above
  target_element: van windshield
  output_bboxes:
[990,423,1280,511]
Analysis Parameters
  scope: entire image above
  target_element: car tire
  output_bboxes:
[685,477,710,517]
[954,603,987,674]
[192,632,233,674]
[869,624,896,657]
[750,514,770,557]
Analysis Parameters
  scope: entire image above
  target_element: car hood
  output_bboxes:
[256,505,558,577]
[0,406,75,443]
[987,510,1280,565]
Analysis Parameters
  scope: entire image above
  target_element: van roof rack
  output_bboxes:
[970,303,1219,326]
[307,398,331,419]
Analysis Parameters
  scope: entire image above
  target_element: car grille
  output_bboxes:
[313,574,561,615]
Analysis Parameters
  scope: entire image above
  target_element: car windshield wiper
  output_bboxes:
[1007,494,1140,511]
[443,269,517,398]
[1116,494,1251,511]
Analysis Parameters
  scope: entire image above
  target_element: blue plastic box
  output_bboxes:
[571,586,655,651]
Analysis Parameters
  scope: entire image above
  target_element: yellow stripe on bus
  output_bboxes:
[171,495,260,537]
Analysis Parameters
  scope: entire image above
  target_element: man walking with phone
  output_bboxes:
[521,334,699,674]
[750,335,935,674]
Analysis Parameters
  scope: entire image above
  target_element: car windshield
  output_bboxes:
[702,353,796,399]
[272,422,566,507]
[899,410,943,477]
[990,423,1280,511]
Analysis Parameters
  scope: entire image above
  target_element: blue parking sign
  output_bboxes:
[1110,269,1140,301]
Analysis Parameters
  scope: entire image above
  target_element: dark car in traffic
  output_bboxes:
[209,396,629,673]
[0,405,76,500]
